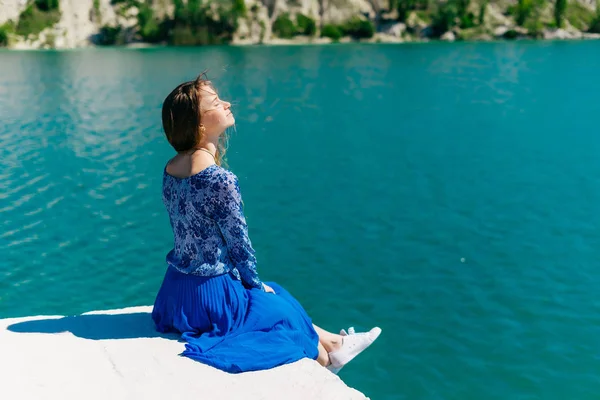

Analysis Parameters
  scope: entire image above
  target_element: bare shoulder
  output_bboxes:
[166,154,215,179]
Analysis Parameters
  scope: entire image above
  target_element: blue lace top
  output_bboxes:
[162,163,263,290]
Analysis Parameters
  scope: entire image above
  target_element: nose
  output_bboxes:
[223,100,231,109]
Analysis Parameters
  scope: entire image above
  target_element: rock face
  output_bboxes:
[233,0,383,43]
[0,305,369,400]
[1,0,150,49]
[2,0,388,48]
[56,0,133,47]
[440,31,456,41]
[0,0,28,25]
[543,28,583,40]
[1,0,600,48]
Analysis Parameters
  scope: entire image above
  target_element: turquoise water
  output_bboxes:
[1,42,600,398]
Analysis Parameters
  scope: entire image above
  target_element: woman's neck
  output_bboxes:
[195,139,218,156]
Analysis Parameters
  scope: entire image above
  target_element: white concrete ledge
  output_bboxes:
[0,306,368,400]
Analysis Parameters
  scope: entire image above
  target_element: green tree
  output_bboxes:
[431,1,457,36]
[0,20,14,46]
[296,14,317,36]
[137,1,167,42]
[555,0,568,28]
[522,0,546,36]
[479,0,488,25]
[97,25,127,45]
[397,0,416,22]
[397,0,429,22]
[589,0,600,32]
[515,0,534,26]
[232,0,247,17]
[272,13,295,38]
[342,17,375,38]
[168,0,240,45]
[321,24,342,40]
[0,27,8,47]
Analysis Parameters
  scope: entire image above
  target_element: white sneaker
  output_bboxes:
[326,327,381,374]
[326,327,355,374]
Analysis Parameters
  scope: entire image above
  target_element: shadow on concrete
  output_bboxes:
[7,312,180,341]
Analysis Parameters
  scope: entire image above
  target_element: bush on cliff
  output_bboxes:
[273,13,296,38]
[321,24,343,40]
[96,25,128,45]
[296,14,317,36]
[272,13,317,38]
[430,3,456,37]
[342,17,375,39]
[16,3,60,37]
[0,26,9,47]
[137,2,169,43]
[169,0,241,45]
[588,1,600,33]
[590,16,600,33]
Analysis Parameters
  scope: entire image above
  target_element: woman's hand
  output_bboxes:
[263,283,276,294]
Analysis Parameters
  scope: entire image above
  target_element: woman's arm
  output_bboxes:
[210,171,264,290]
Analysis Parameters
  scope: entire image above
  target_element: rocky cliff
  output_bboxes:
[0,0,599,49]
[0,305,369,400]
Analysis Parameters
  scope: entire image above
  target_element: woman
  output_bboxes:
[152,74,381,374]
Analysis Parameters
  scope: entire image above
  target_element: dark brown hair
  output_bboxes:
[161,73,227,166]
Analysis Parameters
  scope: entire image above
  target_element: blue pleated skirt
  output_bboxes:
[151,266,320,373]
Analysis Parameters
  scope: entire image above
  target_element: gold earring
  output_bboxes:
[200,125,206,134]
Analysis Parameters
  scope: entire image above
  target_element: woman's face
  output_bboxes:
[200,85,234,137]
